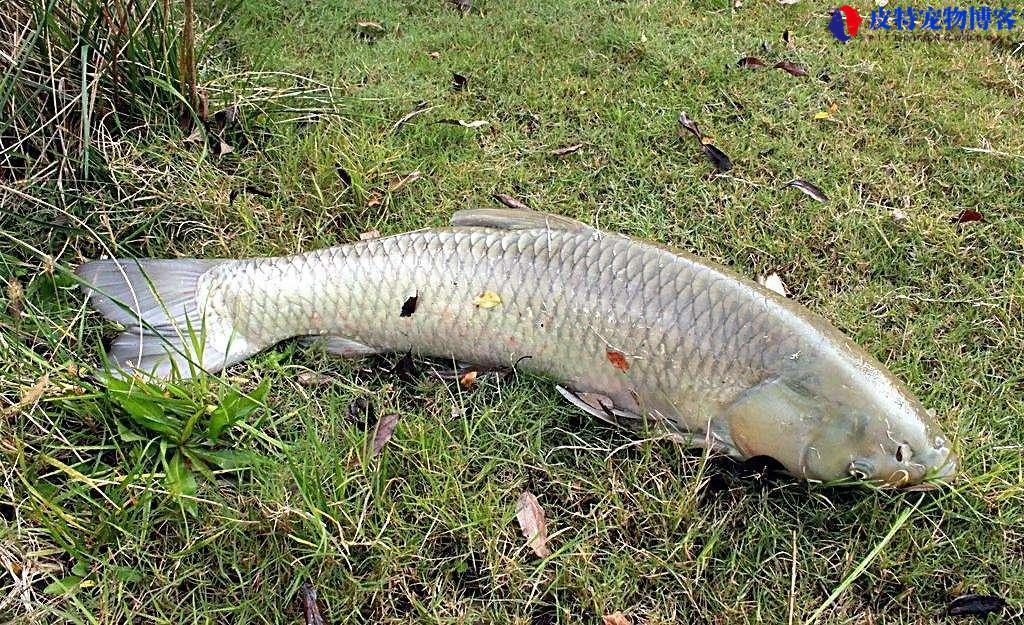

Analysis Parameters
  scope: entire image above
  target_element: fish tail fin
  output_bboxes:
[76,258,251,380]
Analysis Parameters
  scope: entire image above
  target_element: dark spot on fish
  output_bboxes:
[948,594,1006,617]
[400,294,418,317]
[606,349,629,371]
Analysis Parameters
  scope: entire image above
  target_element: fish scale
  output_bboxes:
[76,208,957,486]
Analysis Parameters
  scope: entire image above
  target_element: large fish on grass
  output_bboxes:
[76,208,957,488]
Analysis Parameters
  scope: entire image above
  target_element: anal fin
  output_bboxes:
[299,335,382,357]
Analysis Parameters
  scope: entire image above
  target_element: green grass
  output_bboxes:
[3,1,1023,623]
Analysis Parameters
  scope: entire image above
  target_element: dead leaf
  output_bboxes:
[366,191,383,208]
[891,208,908,221]
[5,374,50,416]
[388,170,422,192]
[702,143,733,172]
[774,60,808,77]
[355,20,384,31]
[948,594,1006,617]
[737,56,768,69]
[368,412,400,458]
[214,139,234,156]
[786,179,829,202]
[300,583,327,625]
[336,166,352,188]
[473,291,502,308]
[951,209,983,223]
[606,349,630,371]
[778,0,800,4]
[359,230,380,241]
[428,51,440,59]
[437,119,489,129]
[550,143,584,157]
[677,111,703,142]
[758,273,788,296]
[515,491,551,557]
[813,111,831,120]
[184,126,204,144]
[459,370,477,389]
[493,193,530,210]
[400,294,418,317]
[452,0,472,14]
[6,278,24,319]
[391,101,431,133]
[602,613,631,625]
[452,72,468,91]
[392,352,418,381]
[297,372,334,387]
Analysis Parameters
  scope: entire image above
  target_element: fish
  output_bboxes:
[76,208,957,488]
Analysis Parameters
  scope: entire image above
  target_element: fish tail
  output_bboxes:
[76,258,252,379]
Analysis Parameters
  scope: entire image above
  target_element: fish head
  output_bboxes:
[725,358,957,488]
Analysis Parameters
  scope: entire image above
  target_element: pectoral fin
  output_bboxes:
[555,385,641,426]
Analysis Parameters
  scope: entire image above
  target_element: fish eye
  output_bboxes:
[848,460,873,480]
[895,443,912,463]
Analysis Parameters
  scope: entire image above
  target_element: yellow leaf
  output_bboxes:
[813,111,831,120]
[829,102,840,113]
[473,291,502,308]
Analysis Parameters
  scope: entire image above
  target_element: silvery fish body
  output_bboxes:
[77,209,957,487]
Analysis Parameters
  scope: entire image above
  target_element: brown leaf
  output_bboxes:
[606,349,630,371]
[336,166,352,187]
[359,230,380,241]
[492,193,530,210]
[369,412,401,458]
[948,594,1006,617]
[366,191,383,207]
[515,491,551,557]
[452,72,468,91]
[758,273,788,296]
[786,179,828,202]
[184,126,204,144]
[400,294,418,317]
[774,60,808,77]
[550,143,584,157]
[214,139,234,156]
[737,56,768,69]
[702,143,732,172]
[355,20,384,31]
[951,209,983,223]
[677,111,703,142]
[459,370,478,389]
[297,372,334,387]
[428,51,441,59]
[602,613,631,625]
[388,170,422,193]
[300,583,327,625]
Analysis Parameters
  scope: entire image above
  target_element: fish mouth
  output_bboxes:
[903,452,958,491]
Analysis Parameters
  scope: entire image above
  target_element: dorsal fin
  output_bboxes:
[451,207,593,232]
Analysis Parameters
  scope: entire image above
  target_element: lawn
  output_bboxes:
[1,1,1022,623]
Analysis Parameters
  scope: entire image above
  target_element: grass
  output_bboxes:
[2,0,1023,623]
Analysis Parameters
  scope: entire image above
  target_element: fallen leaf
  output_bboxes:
[473,291,502,308]
[813,111,831,120]
[388,170,422,192]
[778,0,800,4]
[452,0,472,14]
[951,209,983,223]
[366,191,383,207]
[786,179,829,203]
[347,397,375,426]
[774,60,808,77]
[737,56,768,69]
[782,29,795,49]
[215,139,234,156]
[550,143,584,157]
[452,72,468,91]
[459,370,478,389]
[391,101,431,133]
[400,294,418,317]
[359,230,380,241]
[515,491,551,557]
[438,118,489,129]
[300,583,327,625]
[355,20,384,31]
[758,273,788,296]
[368,412,400,458]
[606,349,630,371]
[891,208,908,221]
[184,126,204,143]
[602,613,631,625]
[297,372,333,387]
[948,594,1006,617]
[428,51,440,59]
[677,111,703,142]
[336,166,352,187]
[213,104,239,129]
[392,351,418,381]
[493,193,530,210]
[702,143,733,172]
